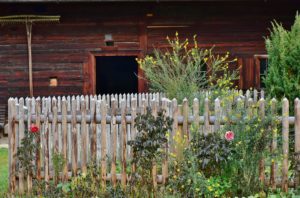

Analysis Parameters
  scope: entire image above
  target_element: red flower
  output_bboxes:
[225,131,234,141]
[30,124,39,133]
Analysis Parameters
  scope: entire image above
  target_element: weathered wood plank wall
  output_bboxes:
[0,2,299,120]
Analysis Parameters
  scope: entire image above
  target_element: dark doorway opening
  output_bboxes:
[96,56,138,94]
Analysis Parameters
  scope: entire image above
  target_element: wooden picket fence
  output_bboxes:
[8,90,300,193]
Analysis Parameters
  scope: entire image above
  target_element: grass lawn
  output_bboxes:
[0,148,8,194]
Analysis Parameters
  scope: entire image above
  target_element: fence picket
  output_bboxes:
[90,98,97,162]
[81,99,87,174]
[282,98,289,192]
[193,98,200,130]
[26,98,33,191]
[204,98,210,135]
[52,98,58,158]
[259,98,265,185]
[111,98,117,188]
[182,98,189,139]
[162,98,169,185]
[151,99,158,190]
[18,98,25,193]
[35,98,41,182]
[101,99,107,189]
[270,98,277,189]
[62,98,68,182]
[71,98,78,176]
[171,99,178,153]
[131,97,137,173]
[43,97,50,189]
[214,98,221,131]
[121,99,127,189]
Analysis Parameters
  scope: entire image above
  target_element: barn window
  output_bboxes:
[254,54,268,89]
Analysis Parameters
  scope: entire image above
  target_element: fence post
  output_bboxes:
[35,98,41,182]
[43,97,50,189]
[111,98,117,188]
[8,98,16,193]
[101,99,107,189]
[193,98,200,130]
[258,98,265,186]
[18,98,25,193]
[282,98,289,192]
[121,99,127,189]
[26,98,33,191]
[270,98,277,190]
[214,98,221,132]
[295,98,300,188]
[182,98,189,139]
[71,97,78,177]
[162,98,169,185]
[131,97,137,174]
[151,99,158,191]
[204,98,210,135]
[62,97,68,182]
[171,99,178,154]
[81,98,87,174]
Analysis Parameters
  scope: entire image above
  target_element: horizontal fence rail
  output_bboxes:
[10,90,300,194]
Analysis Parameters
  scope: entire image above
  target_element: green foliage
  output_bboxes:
[264,13,300,101]
[0,148,8,195]
[206,176,232,197]
[221,100,276,196]
[52,151,66,185]
[137,33,239,102]
[70,161,103,197]
[168,147,207,196]
[16,130,39,178]
[190,132,234,177]
[128,107,173,196]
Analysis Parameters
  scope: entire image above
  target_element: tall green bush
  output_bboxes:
[264,13,300,100]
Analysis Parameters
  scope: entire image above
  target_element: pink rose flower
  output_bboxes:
[225,131,234,141]
[30,124,39,133]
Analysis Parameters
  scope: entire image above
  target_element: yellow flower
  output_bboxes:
[170,153,176,158]
[166,132,170,138]
[207,186,213,191]
[173,175,177,179]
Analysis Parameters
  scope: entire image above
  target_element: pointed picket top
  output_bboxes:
[260,90,265,99]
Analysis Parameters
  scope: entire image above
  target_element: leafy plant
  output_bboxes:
[16,124,40,194]
[52,151,66,185]
[137,33,239,102]
[190,131,234,177]
[221,100,275,196]
[168,147,207,197]
[128,107,173,196]
[70,161,103,197]
[264,13,300,101]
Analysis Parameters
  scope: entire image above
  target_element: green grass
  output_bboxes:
[0,148,8,194]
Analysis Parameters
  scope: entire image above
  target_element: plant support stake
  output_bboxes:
[0,15,60,97]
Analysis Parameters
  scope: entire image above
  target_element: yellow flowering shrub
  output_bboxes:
[137,33,239,102]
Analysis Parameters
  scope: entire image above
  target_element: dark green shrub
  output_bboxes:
[190,132,234,177]
[128,107,173,196]
[264,13,300,101]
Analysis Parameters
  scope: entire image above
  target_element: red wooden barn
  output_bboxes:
[0,0,299,128]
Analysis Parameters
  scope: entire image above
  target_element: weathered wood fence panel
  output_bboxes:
[9,90,300,194]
